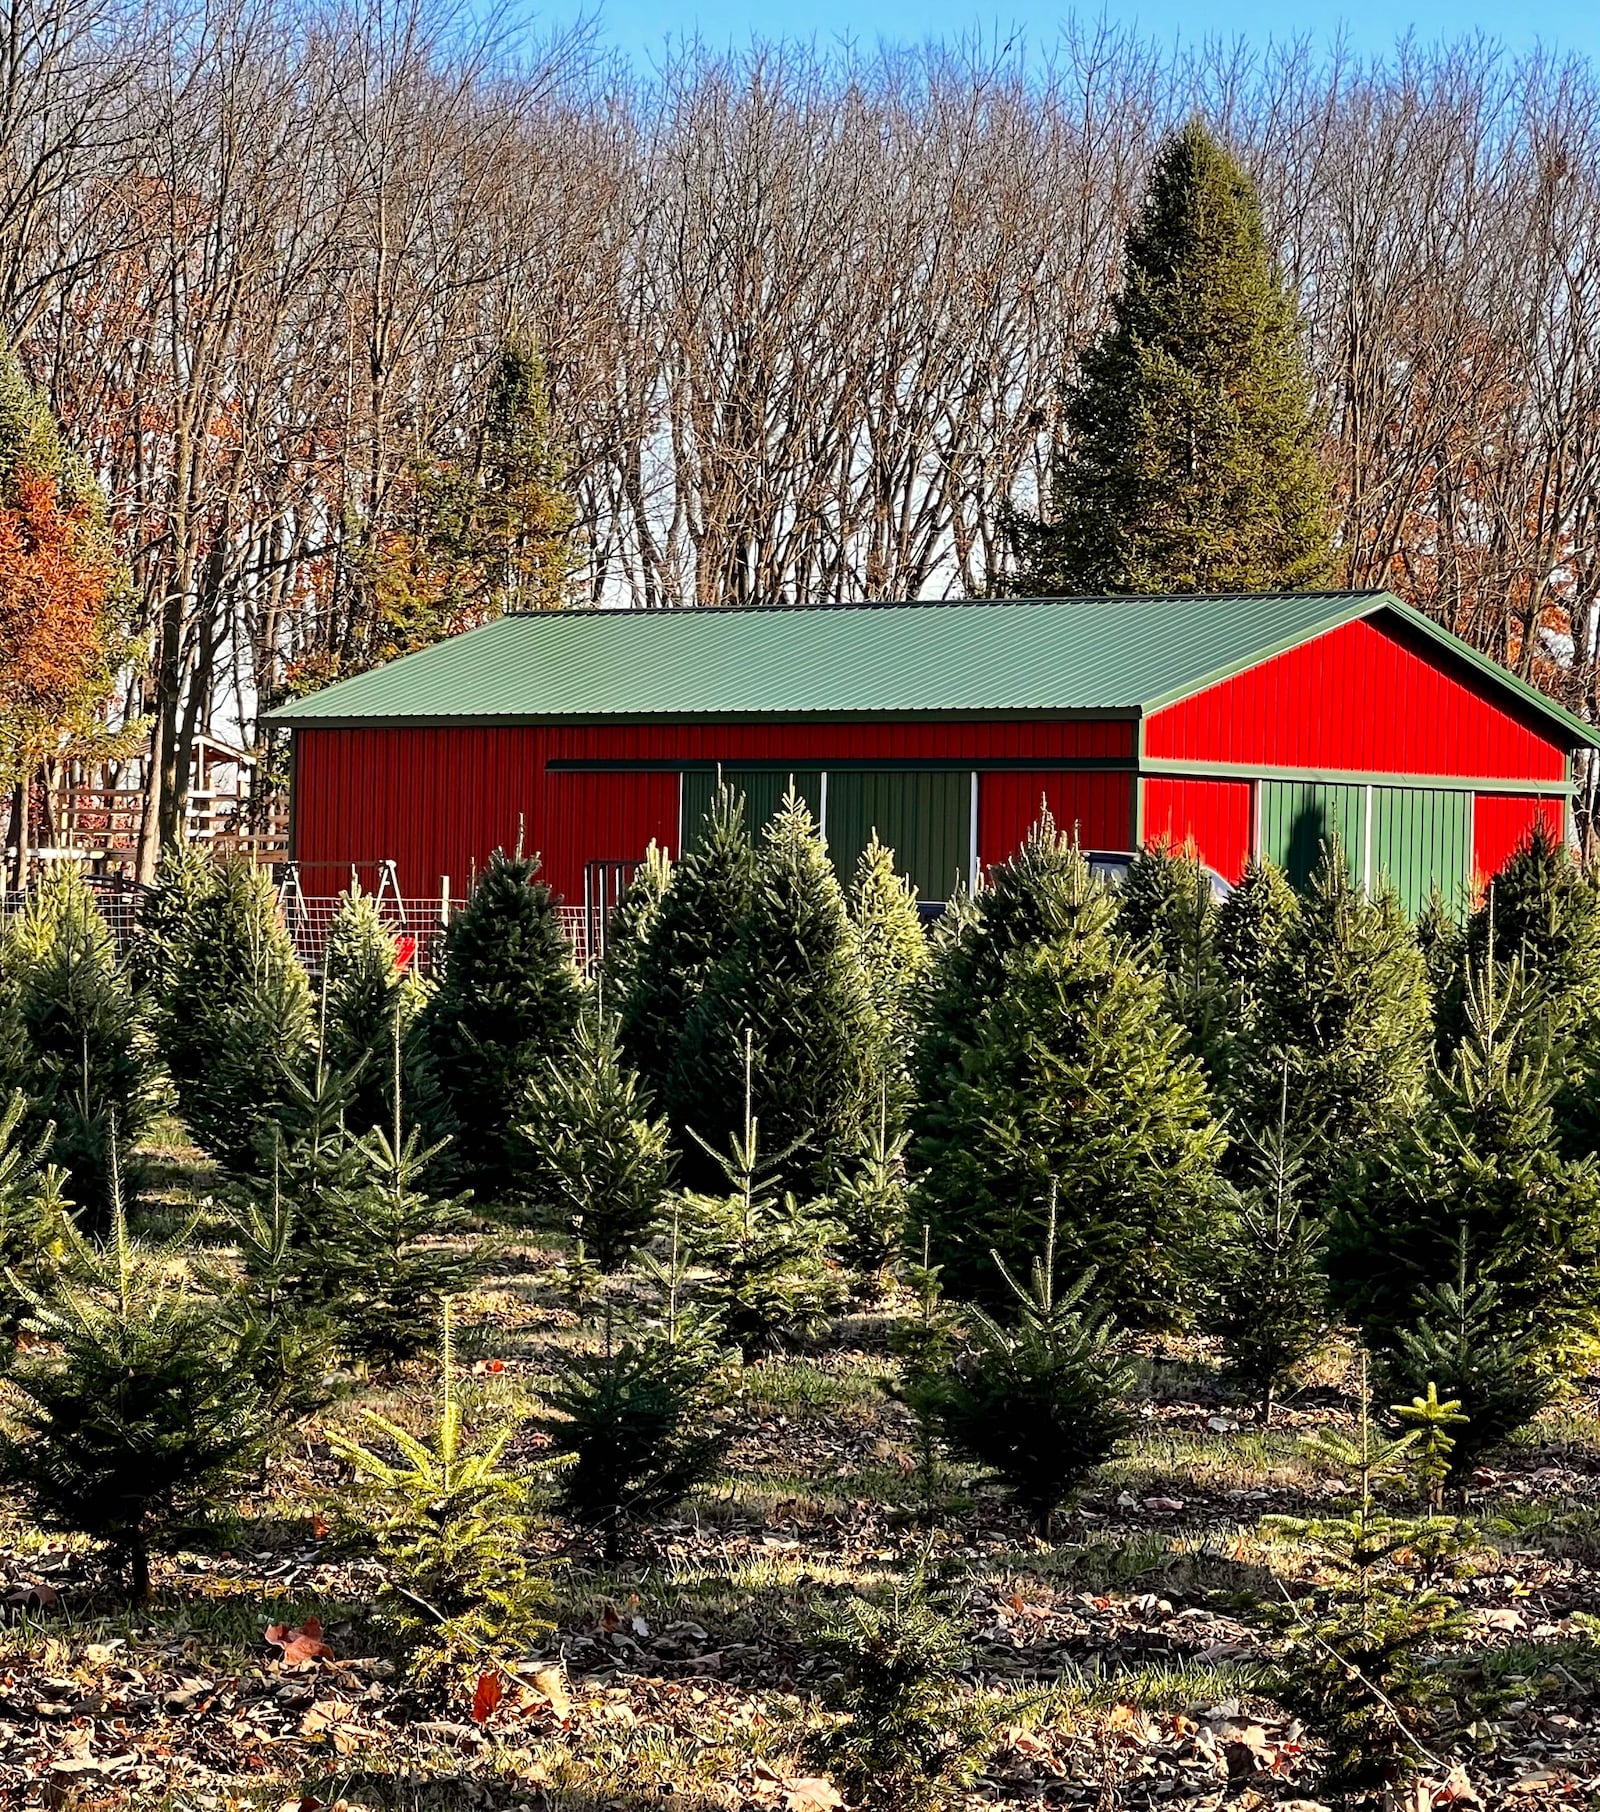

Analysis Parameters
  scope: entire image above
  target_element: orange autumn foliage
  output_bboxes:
[0,467,119,781]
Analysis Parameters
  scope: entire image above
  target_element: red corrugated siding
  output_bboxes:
[1144,616,1568,782]
[293,727,546,902]
[541,771,680,902]
[978,771,1135,870]
[292,719,1136,904]
[1141,777,1253,883]
[1472,793,1567,885]
[541,719,1136,763]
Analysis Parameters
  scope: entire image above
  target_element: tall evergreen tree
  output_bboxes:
[912,812,1103,1164]
[1013,120,1332,594]
[0,866,157,1225]
[153,855,313,1173]
[599,841,672,1005]
[1330,944,1600,1356]
[671,792,880,1195]
[1230,843,1430,1208]
[414,846,583,1200]
[1213,856,1298,1035]
[917,867,1223,1320]
[1115,840,1223,1060]
[473,334,576,612]
[850,833,930,1057]
[321,886,425,1139]
[619,787,755,1107]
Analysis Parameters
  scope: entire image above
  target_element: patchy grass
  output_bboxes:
[3,1136,1600,1808]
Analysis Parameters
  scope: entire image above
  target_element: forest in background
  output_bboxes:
[6,0,1600,857]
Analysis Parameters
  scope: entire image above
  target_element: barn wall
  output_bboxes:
[1473,793,1567,883]
[292,726,546,900]
[1143,616,1569,782]
[1140,778,1253,882]
[540,718,1136,763]
[292,718,1137,905]
[978,771,1135,869]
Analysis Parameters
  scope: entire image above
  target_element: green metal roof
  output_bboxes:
[267,592,1600,747]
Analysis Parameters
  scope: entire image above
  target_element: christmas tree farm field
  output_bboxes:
[5,1144,1600,1810]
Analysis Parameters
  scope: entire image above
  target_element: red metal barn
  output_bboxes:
[269,593,1594,931]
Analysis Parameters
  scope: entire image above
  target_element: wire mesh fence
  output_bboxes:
[0,873,598,977]
[277,896,594,975]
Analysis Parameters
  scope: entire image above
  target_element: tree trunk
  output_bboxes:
[130,1540,152,1605]
[11,776,29,891]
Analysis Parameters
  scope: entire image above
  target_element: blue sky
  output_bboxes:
[564,0,1600,70]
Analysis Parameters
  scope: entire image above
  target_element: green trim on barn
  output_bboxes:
[1138,757,1575,795]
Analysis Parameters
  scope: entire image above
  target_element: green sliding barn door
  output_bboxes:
[1259,781,1367,888]
[681,770,823,849]
[824,770,973,903]
[1369,786,1471,918]
[1258,780,1470,916]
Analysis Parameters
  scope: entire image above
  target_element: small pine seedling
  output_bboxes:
[1392,1383,1469,1514]
[327,1300,552,1684]
[1265,1360,1475,1797]
[809,1566,995,1812]
[921,1191,1134,1536]
[676,1029,843,1357]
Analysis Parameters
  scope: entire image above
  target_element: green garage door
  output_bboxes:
[825,770,973,903]
[681,769,822,850]
[1260,781,1367,888]
[1259,779,1470,915]
[1369,786,1471,918]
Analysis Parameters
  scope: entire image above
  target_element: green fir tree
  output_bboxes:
[676,1032,843,1357]
[916,854,1222,1320]
[672,791,880,1196]
[1372,1235,1552,1473]
[0,865,157,1226]
[0,1091,68,1341]
[1115,839,1223,1060]
[154,855,313,1173]
[913,813,1110,1191]
[1265,1372,1475,1797]
[810,1571,996,1812]
[540,1254,730,1564]
[321,886,425,1139]
[415,846,583,1200]
[619,785,754,1107]
[916,1210,1135,1535]
[1013,119,1332,594]
[1212,856,1298,1060]
[834,1080,914,1289]
[1330,942,1600,1355]
[599,842,672,1005]
[518,1005,673,1271]
[0,1178,271,1600]
[1230,842,1430,1212]
[327,1301,552,1683]
[850,833,930,1103]
[1201,1065,1329,1423]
